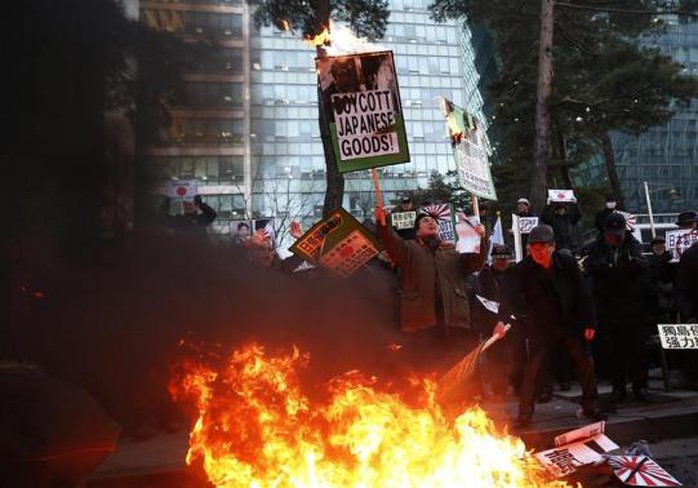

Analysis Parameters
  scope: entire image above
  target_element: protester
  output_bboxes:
[675,240,698,385]
[541,201,581,255]
[375,206,491,387]
[514,197,536,251]
[242,223,304,273]
[674,210,697,230]
[470,244,515,398]
[594,195,620,234]
[506,224,603,427]
[646,236,676,324]
[584,213,649,403]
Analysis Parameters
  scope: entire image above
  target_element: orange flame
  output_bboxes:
[304,21,383,55]
[305,25,330,47]
[172,343,575,487]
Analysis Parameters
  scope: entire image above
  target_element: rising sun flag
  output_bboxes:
[170,342,576,488]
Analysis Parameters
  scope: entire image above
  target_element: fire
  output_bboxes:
[171,343,575,488]
[305,21,383,55]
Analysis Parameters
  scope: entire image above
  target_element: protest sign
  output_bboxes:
[534,421,619,478]
[421,204,457,244]
[519,216,539,234]
[290,208,381,277]
[316,51,409,172]
[664,229,698,263]
[657,324,698,349]
[607,455,682,487]
[455,212,481,253]
[443,99,497,201]
[547,189,577,204]
[231,220,252,244]
[390,211,417,231]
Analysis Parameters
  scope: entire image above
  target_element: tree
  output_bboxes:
[251,0,390,216]
[429,0,698,213]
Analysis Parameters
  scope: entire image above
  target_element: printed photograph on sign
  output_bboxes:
[443,99,497,201]
[231,220,252,245]
[664,229,698,262]
[316,51,410,172]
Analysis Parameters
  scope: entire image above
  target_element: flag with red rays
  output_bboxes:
[607,455,681,487]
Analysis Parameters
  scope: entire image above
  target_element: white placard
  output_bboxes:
[476,294,499,314]
[657,324,698,349]
[518,216,539,234]
[664,229,698,263]
[547,189,577,203]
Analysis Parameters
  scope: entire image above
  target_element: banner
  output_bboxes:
[165,180,197,201]
[290,208,382,277]
[664,229,698,263]
[316,51,409,172]
[421,204,457,244]
[443,99,497,200]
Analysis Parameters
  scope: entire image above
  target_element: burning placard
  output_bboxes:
[534,421,619,478]
[316,51,410,172]
[443,99,497,201]
[290,208,381,277]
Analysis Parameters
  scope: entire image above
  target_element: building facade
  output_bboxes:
[140,0,492,240]
[574,16,698,214]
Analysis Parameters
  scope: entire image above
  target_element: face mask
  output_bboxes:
[606,202,617,210]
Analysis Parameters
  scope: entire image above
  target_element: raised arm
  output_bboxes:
[460,225,489,274]
[375,206,409,266]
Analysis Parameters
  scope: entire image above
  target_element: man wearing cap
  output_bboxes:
[585,212,649,403]
[675,210,697,231]
[514,197,537,251]
[506,224,602,427]
[375,205,491,376]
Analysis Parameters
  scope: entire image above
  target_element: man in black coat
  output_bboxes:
[585,212,649,402]
[676,241,698,323]
[507,225,603,427]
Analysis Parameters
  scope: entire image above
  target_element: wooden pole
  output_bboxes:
[472,195,480,219]
[371,168,384,209]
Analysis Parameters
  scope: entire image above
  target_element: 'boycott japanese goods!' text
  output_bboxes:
[332,89,397,160]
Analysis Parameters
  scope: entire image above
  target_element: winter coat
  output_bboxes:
[377,223,488,333]
[676,242,698,322]
[541,203,581,253]
[506,252,594,338]
[584,233,648,324]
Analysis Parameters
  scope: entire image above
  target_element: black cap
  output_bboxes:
[605,195,617,202]
[528,224,555,244]
[675,210,697,227]
[400,195,412,203]
[650,236,666,245]
[492,244,511,257]
[603,212,626,236]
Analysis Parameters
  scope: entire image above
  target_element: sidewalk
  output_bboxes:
[87,380,698,487]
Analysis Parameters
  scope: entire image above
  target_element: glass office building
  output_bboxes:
[574,16,698,214]
[140,0,492,236]
[249,0,491,231]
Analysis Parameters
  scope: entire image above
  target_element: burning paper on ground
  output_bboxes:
[534,421,619,478]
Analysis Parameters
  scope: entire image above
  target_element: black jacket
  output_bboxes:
[676,243,698,321]
[584,233,648,324]
[506,252,594,338]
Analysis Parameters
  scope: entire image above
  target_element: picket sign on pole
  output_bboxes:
[472,195,480,219]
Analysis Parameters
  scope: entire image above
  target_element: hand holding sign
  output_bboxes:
[290,221,303,240]
[375,206,387,226]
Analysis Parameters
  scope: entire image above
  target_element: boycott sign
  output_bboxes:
[443,99,497,201]
[290,208,382,277]
[316,51,410,172]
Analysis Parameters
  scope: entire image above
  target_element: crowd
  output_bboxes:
[172,192,698,428]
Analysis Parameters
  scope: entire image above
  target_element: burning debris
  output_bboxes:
[171,342,573,488]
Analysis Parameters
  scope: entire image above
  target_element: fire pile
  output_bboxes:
[170,343,574,488]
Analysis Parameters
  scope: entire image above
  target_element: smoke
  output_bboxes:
[6,232,409,433]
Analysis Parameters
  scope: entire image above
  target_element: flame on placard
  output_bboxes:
[305,21,384,55]
[171,342,576,488]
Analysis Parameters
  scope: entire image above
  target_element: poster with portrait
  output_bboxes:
[443,99,497,201]
[665,228,698,263]
[230,220,252,245]
[290,208,382,277]
[316,51,410,172]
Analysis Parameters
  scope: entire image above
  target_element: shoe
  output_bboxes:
[583,408,607,421]
[609,389,627,404]
[632,385,647,402]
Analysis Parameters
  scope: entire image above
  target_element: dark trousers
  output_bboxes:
[520,333,598,416]
[606,322,648,391]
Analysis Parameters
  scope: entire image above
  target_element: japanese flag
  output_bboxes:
[607,455,681,487]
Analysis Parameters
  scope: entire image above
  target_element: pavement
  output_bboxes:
[86,373,698,488]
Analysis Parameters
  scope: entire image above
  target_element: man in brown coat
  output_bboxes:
[375,206,489,376]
